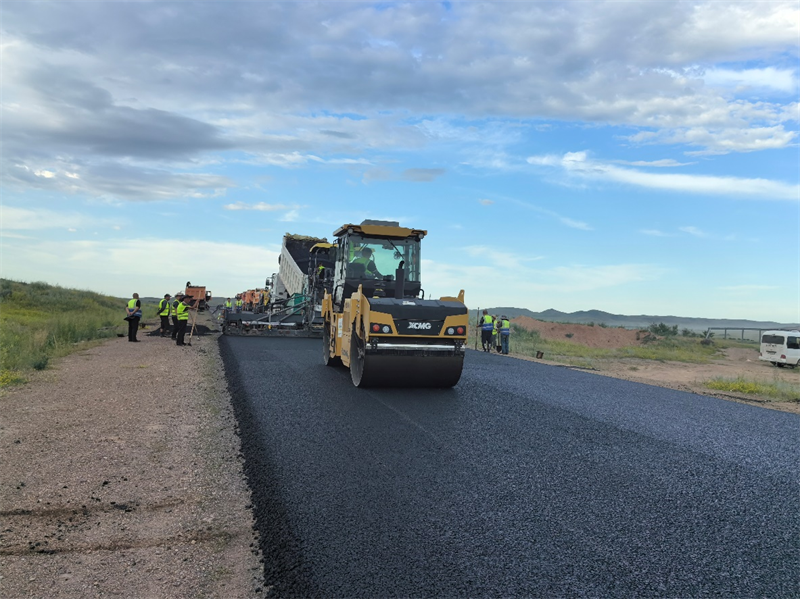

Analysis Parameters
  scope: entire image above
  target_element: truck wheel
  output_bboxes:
[323,321,341,367]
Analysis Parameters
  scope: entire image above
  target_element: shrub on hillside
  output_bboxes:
[649,322,679,337]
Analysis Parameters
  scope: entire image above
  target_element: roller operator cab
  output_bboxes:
[321,220,469,388]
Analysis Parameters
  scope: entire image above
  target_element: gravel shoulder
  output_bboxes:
[0,314,264,599]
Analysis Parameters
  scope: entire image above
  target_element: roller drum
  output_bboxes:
[350,333,464,388]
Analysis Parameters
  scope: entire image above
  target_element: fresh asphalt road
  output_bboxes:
[220,336,800,598]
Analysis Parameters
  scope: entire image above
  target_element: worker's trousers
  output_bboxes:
[175,320,188,345]
[501,334,510,355]
[481,329,492,351]
[171,316,179,339]
[127,316,140,341]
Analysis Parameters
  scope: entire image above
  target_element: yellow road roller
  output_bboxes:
[321,220,469,387]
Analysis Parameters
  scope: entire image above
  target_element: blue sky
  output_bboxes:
[1,1,798,322]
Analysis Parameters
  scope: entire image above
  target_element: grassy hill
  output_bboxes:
[0,279,132,386]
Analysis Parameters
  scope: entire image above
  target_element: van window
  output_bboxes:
[761,334,785,345]
[788,336,800,350]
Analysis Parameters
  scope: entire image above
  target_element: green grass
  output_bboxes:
[0,279,131,386]
[704,376,800,402]
[506,324,724,364]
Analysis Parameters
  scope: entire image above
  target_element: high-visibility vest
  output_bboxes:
[225,300,232,309]
[500,319,510,334]
[177,302,190,321]
[127,298,142,316]
[158,299,170,316]
[172,299,180,314]
[236,299,243,307]
[481,315,494,331]
[352,255,378,275]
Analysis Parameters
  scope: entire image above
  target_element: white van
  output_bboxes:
[759,330,800,368]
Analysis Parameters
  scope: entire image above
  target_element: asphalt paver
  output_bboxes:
[220,336,800,598]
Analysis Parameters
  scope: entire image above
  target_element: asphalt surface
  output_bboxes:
[220,336,800,598]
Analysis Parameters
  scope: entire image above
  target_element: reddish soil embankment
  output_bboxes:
[512,316,647,349]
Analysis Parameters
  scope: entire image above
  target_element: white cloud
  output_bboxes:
[422,257,662,310]
[223,202,301,212]
[280,209,300,222]
[618,159,694,168]
[0,205,115,230]
[0,236,281,299]
[680,226,708,238]
[462,246,544,270]
[528,151,800,201]
[1,0,796,191]
[628,124,798,155]
[679,226,735,241]
[704,67,797,93]
[478,199,495,206]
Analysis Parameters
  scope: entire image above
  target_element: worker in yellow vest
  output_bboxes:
[479,310,494,352]
[157,294,172,337]
[224,298,233,318]
[351,247,382,278]
[499,316,511,355]
[235,296,243,313]
[175,295,193,346]
[170,293,183,340]
[125,293,142,342]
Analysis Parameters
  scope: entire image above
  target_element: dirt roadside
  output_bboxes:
[0,314,265,599]
[511,317,800,415]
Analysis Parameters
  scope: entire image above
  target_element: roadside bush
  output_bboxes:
[649,322,679,337]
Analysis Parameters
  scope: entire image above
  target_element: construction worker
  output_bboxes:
[125,293,142,342]
[478,309,494,352]
[157,294,172,337]
[500,315,511,355]
[170,293,183,340]
[235,295,243,313]
[351,247,382,278]
[494,316,502,353]
[224,297,232,318]
[175,294,192,346]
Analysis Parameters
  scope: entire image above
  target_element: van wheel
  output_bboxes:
[776,363,785,368]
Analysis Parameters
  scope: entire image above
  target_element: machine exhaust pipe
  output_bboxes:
[394,261,406,298]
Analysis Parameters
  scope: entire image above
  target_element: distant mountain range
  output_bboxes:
[471,307,799,332]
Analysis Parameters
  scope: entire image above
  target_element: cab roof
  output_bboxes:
[333,220,427,240]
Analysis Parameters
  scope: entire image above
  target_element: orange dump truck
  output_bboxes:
[184,282,212,311]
